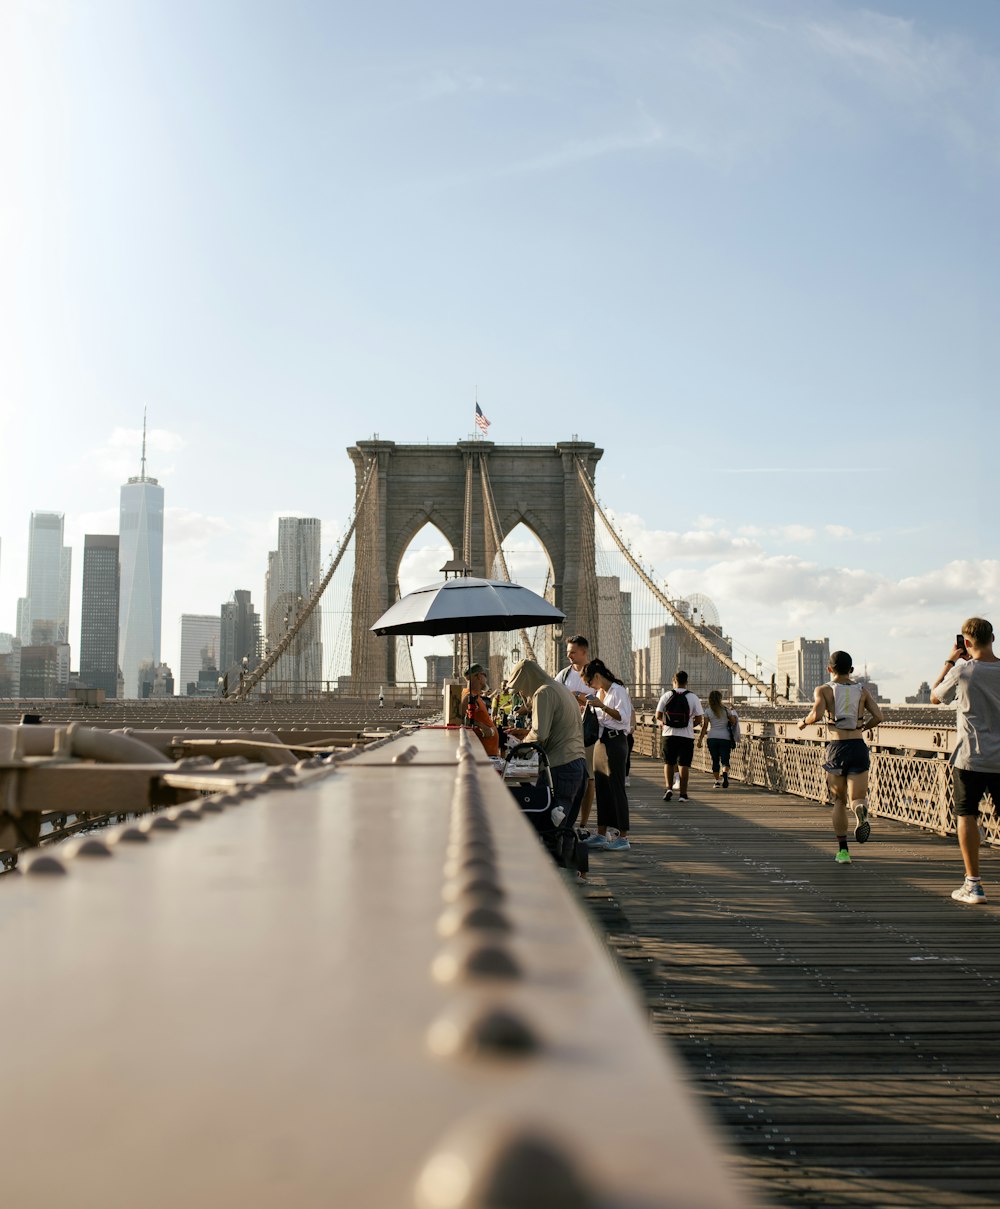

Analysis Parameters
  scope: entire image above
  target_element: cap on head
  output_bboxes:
[464,663,486,679]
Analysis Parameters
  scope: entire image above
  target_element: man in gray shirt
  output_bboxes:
[930,617,1000,905]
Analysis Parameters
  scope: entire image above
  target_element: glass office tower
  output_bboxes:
[119,472,164,699]
[80,535,120,698]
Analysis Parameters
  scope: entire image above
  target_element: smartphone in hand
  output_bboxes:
[956,634,966,650]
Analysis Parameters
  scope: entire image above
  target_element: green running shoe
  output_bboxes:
[853,802,871,844]
[835,849,852,864]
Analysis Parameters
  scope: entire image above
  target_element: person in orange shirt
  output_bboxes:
[461,664,500,757]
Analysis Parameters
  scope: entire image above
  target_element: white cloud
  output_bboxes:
[164,508,232,547]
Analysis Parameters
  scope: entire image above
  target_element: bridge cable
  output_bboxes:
[478,458,536,662]
[230,456,378,701]
[574,456,782,700]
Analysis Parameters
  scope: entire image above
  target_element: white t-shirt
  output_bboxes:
[655,688,704,738]
[934,659,1000,772]
[597,682,632,735]
[557,666,588,696]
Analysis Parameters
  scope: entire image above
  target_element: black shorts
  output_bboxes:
[822,738,870,777]
[661,735,695,767]
[953,768,1000,817]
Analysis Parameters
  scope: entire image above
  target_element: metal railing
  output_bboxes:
[0,724,754,1209]
[634,713,997,844]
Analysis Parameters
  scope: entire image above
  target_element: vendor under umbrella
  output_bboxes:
[461,664,500,757]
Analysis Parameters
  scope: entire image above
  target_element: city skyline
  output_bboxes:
[2,1,997,698]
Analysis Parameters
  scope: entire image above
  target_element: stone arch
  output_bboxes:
[348,439,603,688]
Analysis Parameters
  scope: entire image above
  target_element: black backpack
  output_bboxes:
[663,689,691,729]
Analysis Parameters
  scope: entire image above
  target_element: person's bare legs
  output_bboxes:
[847,770,869,811]
[957,815,981,879]
[827,773,849,838]
[678,765,691,796]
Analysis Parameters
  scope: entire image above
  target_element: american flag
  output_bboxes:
[474,402,491,434]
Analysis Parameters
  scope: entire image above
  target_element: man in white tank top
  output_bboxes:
[798,650,884,864]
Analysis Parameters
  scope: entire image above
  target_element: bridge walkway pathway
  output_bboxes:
[579,755,1000,1209]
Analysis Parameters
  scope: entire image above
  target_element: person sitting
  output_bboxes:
[460,664,500,757]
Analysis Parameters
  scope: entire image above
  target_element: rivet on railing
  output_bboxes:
[109,824,151,844]
[23,852,68,875]
[432,940,521,985]
[63,836,113,858]
[392,745,420,764]
[427,1004,540,1060]
[414,1120,597,1209]
[149,814,181,832]
[437,901,512,938]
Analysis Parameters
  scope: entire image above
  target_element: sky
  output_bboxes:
[1,0,998,700]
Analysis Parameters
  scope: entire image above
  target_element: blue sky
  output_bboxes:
[1,0,997,698]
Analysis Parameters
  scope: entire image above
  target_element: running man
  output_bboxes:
[798,650,884,863]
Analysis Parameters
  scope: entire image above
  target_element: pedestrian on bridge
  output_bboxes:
[930,617,1000,905]
[581,658,633,851]
[507,659,588,832]
[699,690,739,788]
[656,671,706,803]
[798,651,883,864]
[555,635,598,829]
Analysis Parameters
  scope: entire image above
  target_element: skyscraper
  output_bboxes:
[118,417,164,698]
[596,574,633,685]
[266,518,322,695]
[776,637,830,703]
[648,612,733,697]
[179,614,221,695]
[220,590,260,680]
[80,535,120,698]
[18,512,71,645]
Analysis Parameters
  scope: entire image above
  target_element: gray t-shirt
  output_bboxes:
[934,659,1000,771]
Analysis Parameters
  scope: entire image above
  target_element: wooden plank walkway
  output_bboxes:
[579,756,1000,1209]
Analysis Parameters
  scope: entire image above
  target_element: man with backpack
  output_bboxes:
[656,670,706,802]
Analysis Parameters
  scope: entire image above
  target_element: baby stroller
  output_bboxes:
[502,743,588,876]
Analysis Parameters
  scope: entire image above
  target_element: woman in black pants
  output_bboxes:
[581,658,633,851]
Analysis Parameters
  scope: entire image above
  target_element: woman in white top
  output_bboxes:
[581,659,633,851]
[698,690,737,789]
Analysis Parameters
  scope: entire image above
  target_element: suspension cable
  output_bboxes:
[574,457,781,700]
[479,458,536,662]
[229,457,378,701]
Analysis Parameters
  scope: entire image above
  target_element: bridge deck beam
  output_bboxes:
[0,727,751,1209]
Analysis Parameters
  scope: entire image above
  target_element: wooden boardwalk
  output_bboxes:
[580,757,1000,1209]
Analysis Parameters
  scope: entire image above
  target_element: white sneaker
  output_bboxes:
[624,776,630,787]
[951,880,986,904]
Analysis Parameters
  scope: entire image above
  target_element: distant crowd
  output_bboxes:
[460,617,1000,906]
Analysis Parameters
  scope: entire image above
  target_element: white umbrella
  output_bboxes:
[370,577,565,638]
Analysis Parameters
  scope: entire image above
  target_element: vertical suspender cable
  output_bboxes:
[479,458,536,662]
